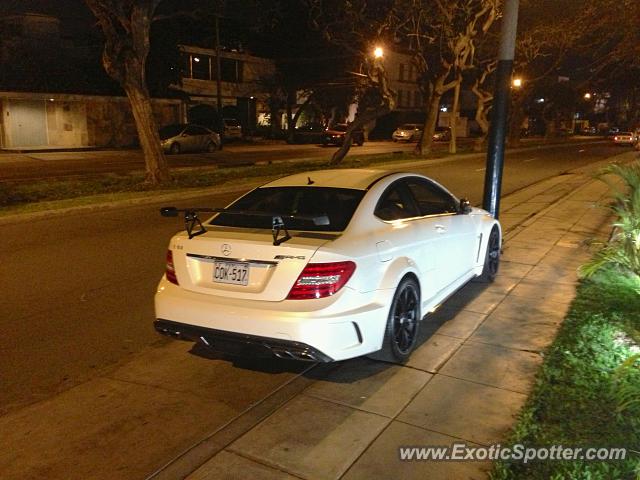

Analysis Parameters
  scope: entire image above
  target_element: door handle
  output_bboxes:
[435,225,447,233]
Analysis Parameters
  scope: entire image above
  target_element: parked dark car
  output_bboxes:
[322,124,365,146]
[288,123,326,144]
[159,124,221,154]
[432,126,451,142]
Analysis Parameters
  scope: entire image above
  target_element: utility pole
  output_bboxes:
[482,0,519,218]
[214,14,223,113]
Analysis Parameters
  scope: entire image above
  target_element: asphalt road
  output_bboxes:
[0,140,424,182]
[1,141,625,415]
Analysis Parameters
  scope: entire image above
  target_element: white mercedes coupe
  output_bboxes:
[154,169,501,363]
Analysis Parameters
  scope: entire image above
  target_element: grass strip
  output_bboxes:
[492,269,640,479]
[0,151,429,213]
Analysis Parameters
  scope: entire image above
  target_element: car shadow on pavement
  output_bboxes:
[188,342,309,374]
[302,280,493,384]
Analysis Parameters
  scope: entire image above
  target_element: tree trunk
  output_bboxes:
[126,83,170,183]
[473,95,491,152]
[285,89,294,142]
[449,77,461,154]
[416,88,442,156]
[329,108,382,165]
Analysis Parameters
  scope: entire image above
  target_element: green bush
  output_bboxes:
[580,162,640,279]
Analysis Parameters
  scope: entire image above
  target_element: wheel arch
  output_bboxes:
[376,257,423,301]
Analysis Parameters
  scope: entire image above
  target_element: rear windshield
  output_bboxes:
[209,186,365,232]
[159,125,185,140]
[400,124,418,129]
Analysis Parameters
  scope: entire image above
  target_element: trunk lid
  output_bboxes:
[171,226,337,301]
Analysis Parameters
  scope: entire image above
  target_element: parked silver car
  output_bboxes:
[392,123,423,142]
[223,118,243,141]
[159,124,221,154]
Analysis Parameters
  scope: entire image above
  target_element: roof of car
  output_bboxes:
[262,169,393,190]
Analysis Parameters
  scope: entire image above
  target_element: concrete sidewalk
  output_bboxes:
[157,170,616,479]
[1,154,628,480]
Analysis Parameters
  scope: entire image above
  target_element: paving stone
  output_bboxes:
[398,375,526,445]
[483,274,520,296]
[305,357,431,417]
[430,308,487,340]
[342,421,490,480]
[501,241,554,265]
[498,261,533,279]
[443,285,506,315]
[524,263,579,285]
[406,333,463,373]
[509,279,577,305]
[229,395,389,480]
[188,450,298,480]
[469,312,562,352]
[509,228,565,246]
[490,295,570,323]
[440,342,543,394]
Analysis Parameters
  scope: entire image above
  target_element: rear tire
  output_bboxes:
[206,141,217,153]
[169,142,181,154]
[369,277,420,363]
[478,226,500,282]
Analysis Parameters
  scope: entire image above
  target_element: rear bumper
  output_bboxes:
[155,319,333,362]
[155,277,392,361]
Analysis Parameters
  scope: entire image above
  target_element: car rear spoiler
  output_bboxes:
[160,206,330,245]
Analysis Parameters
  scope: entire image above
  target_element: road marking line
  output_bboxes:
[523,157,538,162]
[475,167,486,172]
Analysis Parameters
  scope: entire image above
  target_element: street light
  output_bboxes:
[512,77,522,88]
[584,93,592,100]
[373,47,384,59]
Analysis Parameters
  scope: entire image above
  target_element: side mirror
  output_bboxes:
[460,198,472,214]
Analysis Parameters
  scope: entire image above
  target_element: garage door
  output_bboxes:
[9,99,47,147]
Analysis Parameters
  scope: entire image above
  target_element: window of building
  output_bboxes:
[414,91,422,108]
[191,55,211,80]
[397,89,403,107]
[221,58,243,83]
[408,64,414,82]
[399,63,405,82]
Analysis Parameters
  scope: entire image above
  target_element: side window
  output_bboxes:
[405,178,458,216]
[184,126,199,136]
[375,183,418,221]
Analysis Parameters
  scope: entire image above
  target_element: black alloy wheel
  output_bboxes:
[479,226,500,282]
[369,277,420,363]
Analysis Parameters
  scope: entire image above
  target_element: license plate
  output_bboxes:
[213,261,249,285]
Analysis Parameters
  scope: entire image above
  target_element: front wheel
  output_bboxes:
[478,226,500,282]
[206,141,218,153]
[369,277,420,363]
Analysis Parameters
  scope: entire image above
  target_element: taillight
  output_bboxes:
[166,250,179,285]
[287,261,356,300]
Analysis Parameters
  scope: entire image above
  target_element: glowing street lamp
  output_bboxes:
[373,46,384,59]
[512,77,522,88]
[584,93,592,100]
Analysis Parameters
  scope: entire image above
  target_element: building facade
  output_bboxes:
[0,92,182,149]
[177,45,276,133]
